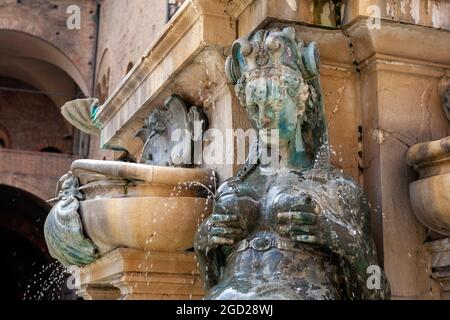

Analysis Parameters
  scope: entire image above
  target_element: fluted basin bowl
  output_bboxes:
[71,160,215,254]
[80,197,212,253]
[407,136,450,235]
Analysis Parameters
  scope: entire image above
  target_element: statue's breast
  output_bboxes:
[218,170,343,299]
[265,171,320,212]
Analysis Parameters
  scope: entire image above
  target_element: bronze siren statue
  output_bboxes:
[195,27,390,300]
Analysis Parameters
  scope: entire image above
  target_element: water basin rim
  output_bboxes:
[79,196,213,204]
[71,159,215,185]
[406,136,450,169]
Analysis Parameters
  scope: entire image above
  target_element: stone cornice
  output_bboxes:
[346,17,450,68]
[217,0,255,18]
[343,0,450,31]
[360,54,450,78]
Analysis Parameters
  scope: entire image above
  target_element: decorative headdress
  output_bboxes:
[225,27,320,85]
[225,27,330,174]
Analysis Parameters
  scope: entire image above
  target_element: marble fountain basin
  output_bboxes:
[407,136,450,235]
[72,160,214,254]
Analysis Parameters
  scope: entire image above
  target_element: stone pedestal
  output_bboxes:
[75,249,204,300]
[426,238,450,300]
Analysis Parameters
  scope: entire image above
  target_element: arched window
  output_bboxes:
[168,0,185,21]
[39,146,62,154]
[0,126,10,149]
[95,49,111,105]
[126,62,134,75]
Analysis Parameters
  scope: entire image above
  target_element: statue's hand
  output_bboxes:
[208,194,258,248]
[273,193,321,245]
[273,190,363,256]
[209,195,244,247]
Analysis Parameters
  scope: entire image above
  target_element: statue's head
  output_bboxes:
[55,172,82,200]
[226,27,328,167]
[58,173,78,191]
[146,107,170,134]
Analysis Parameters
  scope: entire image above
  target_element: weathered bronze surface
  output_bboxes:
[195,27,390,300]
[44,173,98,267]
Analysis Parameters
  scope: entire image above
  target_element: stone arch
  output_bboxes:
[0,0,95,96]
[0,30,90,103]
[0,29,93,155]
[0,184,50,249]
[0,176,52,205]
[36,142,65,154]
[39,147,63,154]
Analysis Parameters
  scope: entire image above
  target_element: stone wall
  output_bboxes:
[0,78,73,153]
[95,0,169,96]
[0,149,79,202]
[89,0,171,161]
[0,0,98,95]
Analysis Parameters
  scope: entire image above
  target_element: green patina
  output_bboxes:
[44,173,98,267]
[195,26,390,300]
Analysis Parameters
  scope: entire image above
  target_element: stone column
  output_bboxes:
[348,19,450,299]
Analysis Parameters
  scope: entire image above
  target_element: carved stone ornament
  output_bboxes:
[406,86,450,235]
[135,94,208,167]
[195,27,390,300]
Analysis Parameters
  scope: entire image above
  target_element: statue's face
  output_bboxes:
[244,72,309,148]
[147,110,167,133]
[61,176,77,190]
